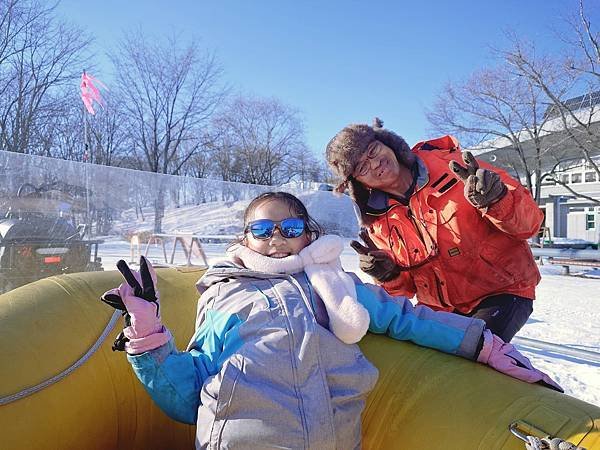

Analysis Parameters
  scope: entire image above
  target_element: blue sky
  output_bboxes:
[57,0,581,156]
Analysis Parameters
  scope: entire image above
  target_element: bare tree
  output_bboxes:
[184,149,213,179]
[111,31,227,230]
[0,0,91,154]
[565,0,600,81]
[213,96,308,185]
[428,0,600,205]
[292,148,330,188]
[503,45,600,191]
[210,137,244,183]
[35,92,84,160]
[499,1,600,203]
[0,0,42,93]
[112,32,225,174]
[426,61,568,203]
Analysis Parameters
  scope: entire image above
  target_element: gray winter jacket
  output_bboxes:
[128,262,485,449]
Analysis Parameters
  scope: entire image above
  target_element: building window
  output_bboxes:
[571,173,582,183]
[585,171,598,182]
[586,212,595,230]
[560,174,570,184]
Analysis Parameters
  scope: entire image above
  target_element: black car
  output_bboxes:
[0,183,103,293]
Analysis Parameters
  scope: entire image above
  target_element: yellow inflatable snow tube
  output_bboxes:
[0,269,598,450]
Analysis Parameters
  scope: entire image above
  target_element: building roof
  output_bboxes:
[543,91,600,119]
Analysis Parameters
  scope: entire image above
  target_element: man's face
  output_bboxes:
[353,141,402,190]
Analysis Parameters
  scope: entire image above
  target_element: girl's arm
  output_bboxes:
[127,307,244,424]
[354,278,484,359]
[353,277,563,391]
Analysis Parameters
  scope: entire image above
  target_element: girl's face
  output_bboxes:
[245,199,310,257]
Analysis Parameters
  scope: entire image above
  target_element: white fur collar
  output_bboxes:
[227,234,344,273]
[227,235,369,344]
[227,244,304,274]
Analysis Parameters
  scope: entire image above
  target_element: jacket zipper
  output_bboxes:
[433,273,451,308]
[395,205,447,307]
[267,278,310,448]
[388,205,428,259]
[408,207,423,242]
[287,272,335,450]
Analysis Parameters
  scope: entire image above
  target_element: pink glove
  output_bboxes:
[101,257,171,354]
[477,330,563,392]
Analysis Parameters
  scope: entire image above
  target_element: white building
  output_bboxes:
[539,158,600,242]
[470,93,600,243]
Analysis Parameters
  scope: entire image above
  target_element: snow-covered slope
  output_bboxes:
[113,191,360,238]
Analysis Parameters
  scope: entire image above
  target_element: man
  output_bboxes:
[325,118,543,342]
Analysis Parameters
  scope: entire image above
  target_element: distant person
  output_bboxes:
[326,119,543,342]
[99,192,559,449]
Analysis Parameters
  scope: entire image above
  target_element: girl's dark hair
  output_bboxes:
[234,191,324,244]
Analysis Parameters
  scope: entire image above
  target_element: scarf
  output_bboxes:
[227,235,370,344]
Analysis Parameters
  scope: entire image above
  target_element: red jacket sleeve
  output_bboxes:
[381,271,417,299]
[478,162,544,240]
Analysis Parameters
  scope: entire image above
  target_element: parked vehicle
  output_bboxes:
[0,183,102,293]
[317,183,334,191]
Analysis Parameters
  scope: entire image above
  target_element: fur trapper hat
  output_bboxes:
[325,118,415,192]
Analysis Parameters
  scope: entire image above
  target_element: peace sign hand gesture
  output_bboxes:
[449,151,507,209]
[101,256,169,353]
[350,229,401,283]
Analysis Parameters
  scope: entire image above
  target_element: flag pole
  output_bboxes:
[83,70,91,237]
[80,69,105,237]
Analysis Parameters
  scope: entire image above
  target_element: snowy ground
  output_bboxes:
[516,264,600,406]
[99,237,600,407]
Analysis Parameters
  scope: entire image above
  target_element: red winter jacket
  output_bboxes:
[366,135,543,314]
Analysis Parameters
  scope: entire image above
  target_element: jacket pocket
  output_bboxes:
[464,250,516,302]
[479,246,516,285]
[210,354,245,449]
[412,272,443,308]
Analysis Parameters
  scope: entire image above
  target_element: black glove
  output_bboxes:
[100,256,160,351]
[449,151,507,209]
[350,229,401,283]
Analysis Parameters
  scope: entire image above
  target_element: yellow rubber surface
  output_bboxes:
[0,269,598,450]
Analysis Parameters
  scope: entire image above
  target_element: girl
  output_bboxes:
[101,192,560,450]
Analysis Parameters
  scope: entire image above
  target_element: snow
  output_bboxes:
[113,191,360,238]
[99,191,599,407]
[515,264,600,406]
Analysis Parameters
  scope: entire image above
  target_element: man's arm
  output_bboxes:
[449,151,543,240]
[478,161,544,239]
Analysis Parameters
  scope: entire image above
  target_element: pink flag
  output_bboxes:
[80,71,107,115]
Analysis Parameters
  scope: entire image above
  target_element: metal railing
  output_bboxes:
[531,247,600,259]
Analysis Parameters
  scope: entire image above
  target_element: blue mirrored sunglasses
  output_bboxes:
[245,217,305,240]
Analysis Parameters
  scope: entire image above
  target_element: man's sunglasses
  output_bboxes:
[245,218,305,240]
